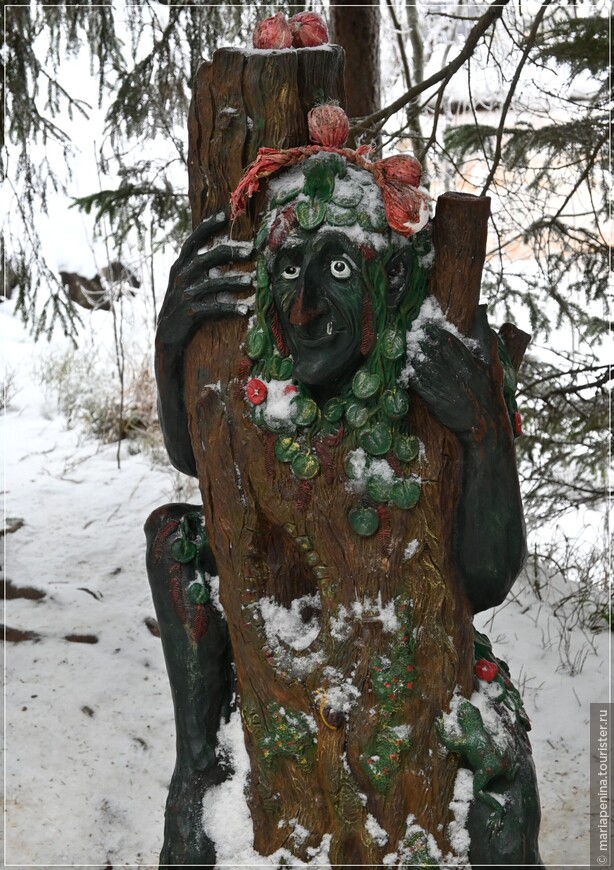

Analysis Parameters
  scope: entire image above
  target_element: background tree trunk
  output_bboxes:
[330,1,380,130]
[182,47,490,864]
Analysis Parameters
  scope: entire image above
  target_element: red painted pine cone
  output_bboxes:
[253,12,293,50]
[289,11,329,47]
[378,154,422,187]
[307,104,349,148]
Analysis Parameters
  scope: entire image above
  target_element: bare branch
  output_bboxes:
[350,0,510,135]
[479,0,552,195]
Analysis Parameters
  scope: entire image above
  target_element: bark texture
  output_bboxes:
[330,1,381,122]
[188,45,345,237]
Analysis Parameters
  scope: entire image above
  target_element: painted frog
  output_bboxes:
[436,698,518,834]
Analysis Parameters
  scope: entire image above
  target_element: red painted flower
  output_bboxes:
[474,659,498,682]
[246,378,268,405]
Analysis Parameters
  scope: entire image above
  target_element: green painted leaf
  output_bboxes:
[271,186,301,208]
[302,156,341,203]
[394,434,420,463]
[345,402,369,429]
[357,206,388,232]
[291,452,320,480]
[359,423,392,456]
[381,327,405,360]
[188,582,210,605]
[344,451,369,480]
[331,187,362,208]
[323,397,345,423]
[171,538,197,564]
[391,479,421,510]
[319,420,341,439]
[349,506,380,537]
[371,207,388,232]
[296,199,327,230]
[264,416,293,434]
[382,388,409,420]
[269,355,293,380]
[291,396,318,427]
[325,203,357,226]
[245,327,266,360]
[367,475,393,503]
[352,369,382,400]
[275,436,301,463]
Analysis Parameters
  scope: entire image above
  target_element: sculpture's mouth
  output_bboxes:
[299,321,342,347]
[295,318,341,347]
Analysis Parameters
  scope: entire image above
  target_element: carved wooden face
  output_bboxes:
[268,230,366,388]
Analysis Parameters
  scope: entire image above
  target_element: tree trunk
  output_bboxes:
[187,45,345,237]
[180,47,493,864]
[330,1,380,129]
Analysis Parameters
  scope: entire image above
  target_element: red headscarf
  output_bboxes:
[230,107,430,237]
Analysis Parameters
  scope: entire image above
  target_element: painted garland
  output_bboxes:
[243,212,433,538]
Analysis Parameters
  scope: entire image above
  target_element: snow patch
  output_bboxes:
[403,538,419,561]
[445,767,473,862]
[202,711,253,859]
[320,666,360,714]
[365,813,389,847]
[256,593,321,653]
[259,377,297,427]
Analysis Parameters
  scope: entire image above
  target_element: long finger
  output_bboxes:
[170,213,229,282]
[188,296,255,319]
[184,274,253,299]
[195,242,254,267]
[179,244,254,286]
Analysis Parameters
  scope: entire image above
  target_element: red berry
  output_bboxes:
[474,659,498,682]
[246,378,268,405]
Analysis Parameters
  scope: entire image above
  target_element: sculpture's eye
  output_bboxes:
[330,259,351,279]
[282,265,300,280]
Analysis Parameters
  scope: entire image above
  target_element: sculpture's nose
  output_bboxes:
[288,267,327,326]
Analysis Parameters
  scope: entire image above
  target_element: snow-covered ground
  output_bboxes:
[2,292,610,868]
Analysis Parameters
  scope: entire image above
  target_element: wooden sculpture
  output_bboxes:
[145,28,542,869]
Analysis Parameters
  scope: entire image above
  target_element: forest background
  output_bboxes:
[2,0,612,866]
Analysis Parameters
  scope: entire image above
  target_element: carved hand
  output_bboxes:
[406,302,526,611]
[155,212,255,477]
[157,211,255,349]
[405,305,505,442]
